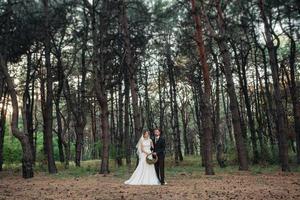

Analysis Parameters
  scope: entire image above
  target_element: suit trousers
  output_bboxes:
[154,154,165,183]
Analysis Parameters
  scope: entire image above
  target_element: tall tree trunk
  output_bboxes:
[232,43,259,164]
[54,85,65,164]
[289,37,300,165]
[89,0,111,174]
[42,0,57,174]
[96,84,110,174]
[190,0,215,174]
[55,101,65,163]
[54,43,65,164]
[253,66,268,161]
[258,45,276,154]
[120,0,142,145]
[24,52,35,164]
[214,0,249,170]
[180,101,190,155]
[0,54,34,178]
[166,43,183,164]
[193,84,205,166]
[62,99,71,169]
[211,43,226,168]
[258,0,290,171]
[280,9,300,163]
[221,76,233,143]
[215,60,226,168]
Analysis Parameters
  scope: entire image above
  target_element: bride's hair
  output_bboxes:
[142,130,149,137]
[136,130,149,155]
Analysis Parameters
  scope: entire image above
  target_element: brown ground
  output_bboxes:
[1,172,300,200]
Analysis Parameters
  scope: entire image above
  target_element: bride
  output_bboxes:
[124,130,160,185]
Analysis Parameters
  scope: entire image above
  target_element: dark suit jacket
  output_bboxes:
[152,136,166,157]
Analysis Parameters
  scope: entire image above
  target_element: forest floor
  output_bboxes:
[1,158,300,200]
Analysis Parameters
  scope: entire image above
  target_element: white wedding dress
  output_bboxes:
[124,137,160,185]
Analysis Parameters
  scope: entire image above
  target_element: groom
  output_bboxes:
[152,128,166,185]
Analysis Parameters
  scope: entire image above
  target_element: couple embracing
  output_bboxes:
[124,128,166,185]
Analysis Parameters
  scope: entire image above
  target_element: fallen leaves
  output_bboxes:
[0,172,299,200]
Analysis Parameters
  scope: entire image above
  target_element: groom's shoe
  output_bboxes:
[161,182,165,185]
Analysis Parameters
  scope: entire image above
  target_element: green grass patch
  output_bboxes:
[2,156,300,179]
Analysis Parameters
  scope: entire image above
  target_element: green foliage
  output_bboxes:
[2,122,21,164]
[52,161,99,178]
[3,154,300,178]
[3,135,22,164]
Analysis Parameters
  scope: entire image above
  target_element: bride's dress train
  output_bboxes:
[124,138,160,185]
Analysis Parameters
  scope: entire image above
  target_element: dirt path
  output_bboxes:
[1,172,300,200]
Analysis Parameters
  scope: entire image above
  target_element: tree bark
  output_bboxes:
[190,0,216,174]
[214,58,226,168]
[42,0,57,174]
[120,0,142,145]
[23,52,36,164]
[116,77,124,166]
[124,70,131,166]
[90,97,98,160]
[0,85,7,171]
[214,0,249,170]
[279,9,300,164]
[166,43,183,164]
[232,42,259,164]
[258,0,290,171]
[0,54,34,178]
[88,0,111,174]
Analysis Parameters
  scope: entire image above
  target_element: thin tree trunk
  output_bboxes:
[232,43,259,164]
[221,77,233,143]
[55,101,65,163]
[42,0,57,174]
[180,102,190,155]
[90,97,97,159]
[215,60,225,168]
[116,79,123,166]
[144,71,153,130]
[166,43,183,164]
[0,87,7,171]
[158,69,164,132]
[124,70,131,166]
[259,45,276,154]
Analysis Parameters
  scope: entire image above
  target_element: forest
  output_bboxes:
[0,0,300,199]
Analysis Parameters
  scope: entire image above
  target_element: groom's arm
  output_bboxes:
[150,140,154,151]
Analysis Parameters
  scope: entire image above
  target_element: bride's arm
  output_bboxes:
[140,143,147,154]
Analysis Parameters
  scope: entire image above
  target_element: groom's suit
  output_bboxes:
[152,136,165,184]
